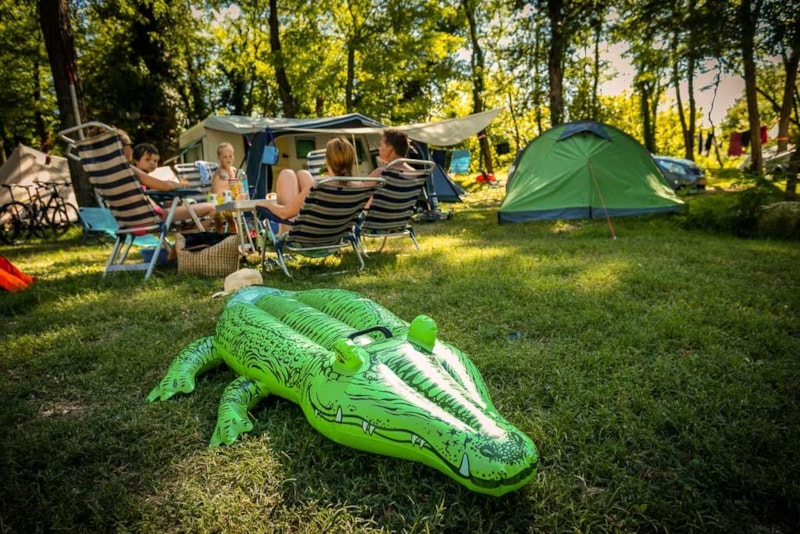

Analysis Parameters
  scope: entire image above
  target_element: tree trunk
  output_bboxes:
[345,43,356,114]
[739,0,763,174]
[780,45,799,199]
[777,46,799,154]
[786,142,799,200]
[685,0,697,160]
[591,17,601,121]
[638,80,656,152]
[463,0,493,174]
[38,0,92,207]
[687,55,696,160]
[547,0,565,126]
[33,58,51,152]
[507,91,522,152]
[533,17,544,134]
[672,41,689,158]
[269,0,295,117]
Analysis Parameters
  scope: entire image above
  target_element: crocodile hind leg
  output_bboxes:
[209,375,270,448]
[146,336,222,402]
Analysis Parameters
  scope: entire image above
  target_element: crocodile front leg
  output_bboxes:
[146,336,221,402]
[209,375,270,448]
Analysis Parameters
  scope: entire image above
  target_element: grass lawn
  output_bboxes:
[1,183,799,533]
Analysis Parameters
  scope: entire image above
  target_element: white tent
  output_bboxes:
[0,144,76,207]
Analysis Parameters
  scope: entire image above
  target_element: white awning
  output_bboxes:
[194,109,502,147]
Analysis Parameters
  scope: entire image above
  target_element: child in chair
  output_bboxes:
[211,142,241,234]
[132,143,215,228]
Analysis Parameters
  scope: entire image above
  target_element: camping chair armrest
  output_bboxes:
[58,121,117,161]
[259,208,294,227]
[316,177,385,186]
[146,189,206,231]
[58,121,116,144]
[145,189,202,203]
[382,158,436,172]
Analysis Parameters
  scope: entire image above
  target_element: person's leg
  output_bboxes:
[275,169,315,233]
[168,203,216,229]
[275,169,302,205]
[225,214,238,234]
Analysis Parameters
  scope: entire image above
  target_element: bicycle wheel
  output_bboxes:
[29,207,49,238]
[0,201,31,244]
[48,203,80,237]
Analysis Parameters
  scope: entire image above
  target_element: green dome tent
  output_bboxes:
[498,121,684,223]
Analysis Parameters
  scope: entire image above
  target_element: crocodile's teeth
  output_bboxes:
[336,406,343,423]
[315,409,319,418]
[369,424,375,435]
[362,421,369,433]
[459,453,470,477]
[411,435,425,448]
[412,434,418,445]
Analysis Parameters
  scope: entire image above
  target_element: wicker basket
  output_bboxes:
[176,233,240,277]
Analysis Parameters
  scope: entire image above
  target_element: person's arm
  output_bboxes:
[134,167,187,191]
[257,188,310,219]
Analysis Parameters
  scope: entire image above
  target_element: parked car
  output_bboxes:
[653,155,707,190]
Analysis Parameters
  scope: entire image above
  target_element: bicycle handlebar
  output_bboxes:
[33,180,72,189]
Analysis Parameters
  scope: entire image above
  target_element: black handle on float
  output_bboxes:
[347,326,392,340]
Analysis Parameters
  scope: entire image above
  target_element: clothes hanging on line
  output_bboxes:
[741,130,751,149]
[728,132,743,156]
[705,133,715,155]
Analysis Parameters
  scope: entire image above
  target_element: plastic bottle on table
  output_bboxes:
[236,169,249,200]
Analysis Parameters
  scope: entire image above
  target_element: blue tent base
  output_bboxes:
[498,205,686,224]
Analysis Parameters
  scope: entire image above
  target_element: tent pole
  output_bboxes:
[587,160,617,239]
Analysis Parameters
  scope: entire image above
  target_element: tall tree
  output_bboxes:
[39,0,92,206]
[761,0,799,198]
[738,0,764,174]
[461,0,493,175]
[545,0,565,126]
[268,0,296,117]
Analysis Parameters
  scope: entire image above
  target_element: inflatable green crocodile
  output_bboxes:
[147,287,538,496]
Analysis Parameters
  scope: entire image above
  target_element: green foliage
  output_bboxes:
[757,201,800,240]
[75,0,214,153]
[680,186,790,238]
[0,0,57,153]
[1,0,794,168]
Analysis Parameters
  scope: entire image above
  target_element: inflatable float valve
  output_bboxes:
[408,315,437,352]
[333,339,366,371]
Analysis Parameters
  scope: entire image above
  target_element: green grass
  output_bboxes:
[1,187,799,533]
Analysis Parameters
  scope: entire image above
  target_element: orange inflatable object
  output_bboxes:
[0,256,35,293]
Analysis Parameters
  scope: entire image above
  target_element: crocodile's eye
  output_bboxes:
[333,339,365,370]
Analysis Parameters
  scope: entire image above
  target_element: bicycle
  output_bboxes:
[0,180,80,244]
[34,180,81,236]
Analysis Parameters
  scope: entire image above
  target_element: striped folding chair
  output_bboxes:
[175,161,218,203]
[260,177,384,278]
[355,158,435,254]
[305,148,327,178]
[59,122,204,280]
